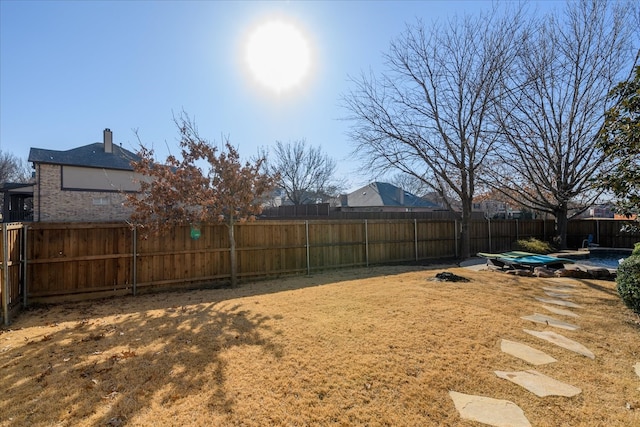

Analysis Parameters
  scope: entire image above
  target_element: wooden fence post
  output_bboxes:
[305,221,310,275]
[454,220,459,258]
[365,220,369,267]
[2,223,8,326]
[132,226,137,296]
[414,219,418,261]
[22,224,28,308]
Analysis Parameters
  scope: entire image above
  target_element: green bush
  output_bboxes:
[632,242,640,256]
[616,254,640,314]
[515,238,555,254]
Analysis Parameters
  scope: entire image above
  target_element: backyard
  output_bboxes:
[0,264,639,426]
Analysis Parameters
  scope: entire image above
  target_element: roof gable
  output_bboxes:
[347,182,439,208]
[28,143,139,171]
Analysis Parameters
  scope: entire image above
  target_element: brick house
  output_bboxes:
[28,129,142,222]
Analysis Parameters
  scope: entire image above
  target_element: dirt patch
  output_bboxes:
[1,265,638,426]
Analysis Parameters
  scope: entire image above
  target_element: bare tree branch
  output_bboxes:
[343,6,525,257]
[487,0,636,248]
[260,139,345,205]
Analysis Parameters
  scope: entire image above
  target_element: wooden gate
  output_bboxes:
[1,223,26,325]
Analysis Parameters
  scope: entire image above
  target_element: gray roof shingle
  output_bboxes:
[28,143,139,171]
[347,182,439,208]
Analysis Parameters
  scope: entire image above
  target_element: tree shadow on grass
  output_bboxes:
[0,297,282,426]
[577,279,619,297]
[0,264,442,425]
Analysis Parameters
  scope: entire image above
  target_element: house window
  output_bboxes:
[92,197,110,206]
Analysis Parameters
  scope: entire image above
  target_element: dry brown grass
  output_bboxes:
[1,265,639,426]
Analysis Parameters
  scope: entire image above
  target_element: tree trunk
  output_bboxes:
[228,222,237,288]
[553,205,569,250]
[459,198,472,259]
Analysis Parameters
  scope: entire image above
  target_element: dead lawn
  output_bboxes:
[1,265,639,426]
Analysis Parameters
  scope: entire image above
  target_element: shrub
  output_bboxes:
[632,242,640,256]
[616,254,640,314]
[515,238,555,254]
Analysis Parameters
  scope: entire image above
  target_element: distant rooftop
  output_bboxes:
[347,182,439,208]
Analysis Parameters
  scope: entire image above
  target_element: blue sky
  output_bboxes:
[0,0,557,191]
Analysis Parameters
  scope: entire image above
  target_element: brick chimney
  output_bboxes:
[103,128,113,153]
[396,187,405,205]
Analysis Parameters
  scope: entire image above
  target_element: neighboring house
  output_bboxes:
[574,204,615,219]
[0,182,34,222]
[28,129,142,222]
[340,182,441,211]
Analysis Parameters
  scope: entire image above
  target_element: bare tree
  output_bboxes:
[126,114,276,287]
[342,7,524,258]
[388,173,428,197]
[0,150,30,184]
[261,139,344,205]
[488,0,636,248]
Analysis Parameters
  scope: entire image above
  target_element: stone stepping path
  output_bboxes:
[524,329,595,359]
[535,297,582,308]
[543,291,573,299]
[501,339,557,365]
[495,370,582,397]
[450,269,591,424]
[449,391,531,427]
[521,313,580,330]
[539,304,580,318]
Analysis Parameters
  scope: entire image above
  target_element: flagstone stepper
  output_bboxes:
[449,391,531,427]
[535,297,583,308]
[495,370,582,397]
[539,304,580,318]
[520,313,580,330]
[524,329,595,359]
[500,339,557,365]
[542,286,576,293]
[543,291,574,299]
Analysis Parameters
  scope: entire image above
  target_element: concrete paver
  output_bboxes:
[539,304,580,318]
[495,370,582,397]
[501,339,557,365]
[449,391,531,427]
[543,291,573,299]
[524,329,595,359]
[542,286,575,293]
[521,313,580,330]
[534,297,582,308]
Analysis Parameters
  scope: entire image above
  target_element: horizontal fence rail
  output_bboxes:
[1,218,638,323]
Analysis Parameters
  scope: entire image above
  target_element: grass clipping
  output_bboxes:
[1,265,639,426]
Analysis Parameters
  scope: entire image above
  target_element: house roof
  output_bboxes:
[346,182,439,208]
[28,143,140,171]
[0,182,34,194]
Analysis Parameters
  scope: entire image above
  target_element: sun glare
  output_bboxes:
[245,20,311,94]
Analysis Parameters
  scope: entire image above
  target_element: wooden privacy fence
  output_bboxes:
[1,218,639,324]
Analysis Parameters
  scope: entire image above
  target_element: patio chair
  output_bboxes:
[582,234,599,249]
